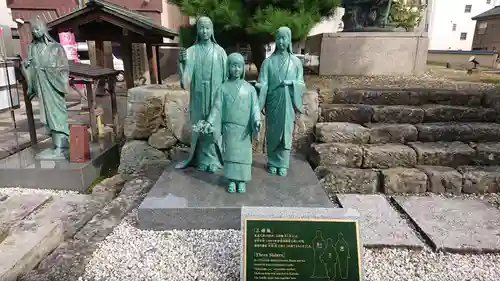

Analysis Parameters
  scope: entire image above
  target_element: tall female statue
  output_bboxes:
[21,20,70,159]
[256,26,305,176]
[175,16,227,172]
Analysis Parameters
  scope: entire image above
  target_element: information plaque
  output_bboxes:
[243,218,362,281]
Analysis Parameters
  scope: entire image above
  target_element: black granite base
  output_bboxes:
[0,139,119,192]
[137,154,334,230]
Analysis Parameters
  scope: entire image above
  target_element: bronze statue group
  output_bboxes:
[177,16,305,193]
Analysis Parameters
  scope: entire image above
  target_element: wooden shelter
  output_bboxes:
[46,0,177,88]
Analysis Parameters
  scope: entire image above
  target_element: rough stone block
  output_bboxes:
[416,122,500,142]
[371,105,424,124]
[293,90,319,154]
[408,141,475,167]
[332,89,413,105]
[410,89,483,106]
[393,196,500,253]
[319,166,379,194]
[148,128,178,150]
[315,122,370,143]
[311,143,363,168]
[320,104,373,123]
[381,168,428,194]
[475,142,500,165]
[362,144,417,168]
[366,123,418,144]
[338,194,424,248]
[417,166,463,194]
[457,166,500,194]
[118,140,169,180]
[422,105,496,122]
[0,221,63,281]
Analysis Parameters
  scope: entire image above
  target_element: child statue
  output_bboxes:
[256,26,305,177]
[194,53,261,193]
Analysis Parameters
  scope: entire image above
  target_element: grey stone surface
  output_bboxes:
[381,168,428,194]
[310,143,363,168]
[163,89,191,145]
[416,122,500,142]
[320,104,373,123]
[337,194,424,248]
[315,122,370,143]
[362,144,417,169]
[317,166,379,194]
[422,104,496,122]
[0,195,52,226]
[240,207,362,281]
[417,166,462,194]
[366,123,418,144]
[331,89,414,105]
[138,154,333,230]
[394,196,500,253]
[148,128,178,150]
[408,141,475,167]
[21,178,156,281]
[475,142,500,165]
[0,221,63,281]
[28,194,108,239]
[371,105,424,124]
[0,140,119,192]
[457,166,500,194]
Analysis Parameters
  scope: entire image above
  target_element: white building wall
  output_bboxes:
[308,7,345,36]
[0,0,16,28]
[428,0,500,50]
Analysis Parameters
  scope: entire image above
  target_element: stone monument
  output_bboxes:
[255,26,305,177]
[21,19,70,159]
[341,0,403,32]
[194,53,261,193]
[175,16,227,173]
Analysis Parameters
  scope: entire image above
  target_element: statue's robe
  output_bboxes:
[258,53,304,169]
[25,40,69,138]
[207,80,260,182]
[177,42,227,169]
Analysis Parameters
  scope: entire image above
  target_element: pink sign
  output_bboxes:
[58,29,78,62]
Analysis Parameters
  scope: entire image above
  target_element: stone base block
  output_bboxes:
[137,154,333,230]
[0,140,119,192]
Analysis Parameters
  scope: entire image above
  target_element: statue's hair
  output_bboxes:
[194,16,218,44]
[274,26,293,54]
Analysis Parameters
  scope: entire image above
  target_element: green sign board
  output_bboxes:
[243,218,362,281]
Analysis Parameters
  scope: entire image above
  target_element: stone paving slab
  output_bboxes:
[337,194,424,249]
[393,196,500,253]
[0,221,63,281]
[28,194,108,239]
[0,195,52,226]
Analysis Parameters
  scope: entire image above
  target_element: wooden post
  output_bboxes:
[155,45,162,84]
[108,77,119,138]
[85,82,98,141]
[146,43,157,84]
[121,34,134,89]
[95,40,107,96]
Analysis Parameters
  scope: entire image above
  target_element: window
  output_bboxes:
[460,32,467,40]
[487,0,491,4]
[452,24,457,31]
[465,5,472,13]
[478,22,488,34]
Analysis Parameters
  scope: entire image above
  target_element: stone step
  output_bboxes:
[321,104,497,124]
[329,88,483,106]
[416,122,500,142]
[0,195,52,229]
[315,122,418,144]
[316,164,500,195]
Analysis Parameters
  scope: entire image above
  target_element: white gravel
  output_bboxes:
[80,212,500,281]
[0,187,78,197]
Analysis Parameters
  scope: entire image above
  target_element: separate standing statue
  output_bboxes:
[256,26,305,177]
[194,53,261,193]
[176,16,227,172]
[21,20,70,159]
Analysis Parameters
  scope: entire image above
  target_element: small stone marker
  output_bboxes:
[241,207,363,281]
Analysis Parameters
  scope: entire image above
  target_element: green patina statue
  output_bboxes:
[21,20,70,159]
[176,16,227,172]
[194,53,261,193]
[256,26,305,177]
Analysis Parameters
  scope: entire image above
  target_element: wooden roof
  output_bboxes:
[47,0,177,42]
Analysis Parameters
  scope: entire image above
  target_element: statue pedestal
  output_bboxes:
[137,154,334,230]
[0,139,119,192]
[306,32,428,76]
